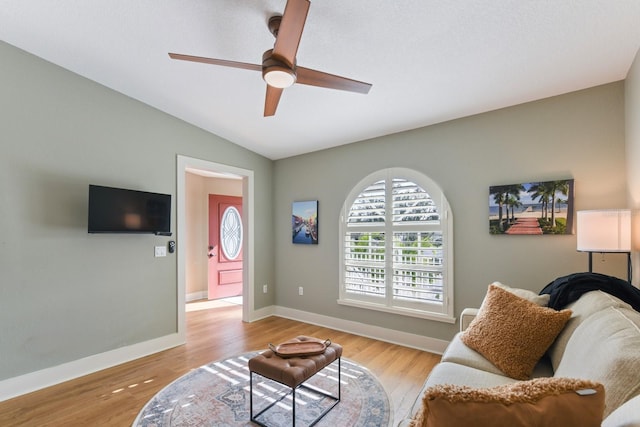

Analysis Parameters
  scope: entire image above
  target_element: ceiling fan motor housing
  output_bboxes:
[262,49,297,88]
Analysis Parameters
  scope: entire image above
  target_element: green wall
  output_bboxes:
[274,82,628,342]
[0,41,275,381]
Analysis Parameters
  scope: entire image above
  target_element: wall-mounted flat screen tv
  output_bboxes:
[88,185,171,235]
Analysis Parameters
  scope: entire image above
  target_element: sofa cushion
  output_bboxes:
[547,290,631,371]
[409,361,518,422]
[460,284,571,380]
[554,305,640,417]
[442,333,506,376]
[409,377,604,427]
[442,333,553,378]
[424,361,518,390]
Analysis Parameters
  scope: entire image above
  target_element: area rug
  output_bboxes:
[133,351,391,427]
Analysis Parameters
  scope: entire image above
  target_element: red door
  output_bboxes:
[208,195,243,300]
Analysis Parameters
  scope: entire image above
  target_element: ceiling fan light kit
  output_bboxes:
[263,68,296,88]
[169,0,371,116]
[262,50,296,88]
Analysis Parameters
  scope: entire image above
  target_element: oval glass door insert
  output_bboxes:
[220,206,242,260]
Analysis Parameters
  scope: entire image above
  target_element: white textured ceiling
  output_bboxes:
[1,1,640,160]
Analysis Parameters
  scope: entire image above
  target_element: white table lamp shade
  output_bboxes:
[577,209,631,252]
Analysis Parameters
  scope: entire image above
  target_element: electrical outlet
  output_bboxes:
[298,286,304,296]
[263,284,268,294]
[154,246,167,257]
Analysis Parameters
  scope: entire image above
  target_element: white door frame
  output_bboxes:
[176,155,254,341]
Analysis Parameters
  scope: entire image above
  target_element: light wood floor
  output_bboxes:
[0,304,440,426]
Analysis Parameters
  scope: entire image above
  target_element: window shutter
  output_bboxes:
[340,168,453,321]
[391,178,439,224]
[347,180,385,224]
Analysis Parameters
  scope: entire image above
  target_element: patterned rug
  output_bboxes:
[133,351,392,427]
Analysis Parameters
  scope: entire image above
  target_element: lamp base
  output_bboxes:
[586,251,631,283]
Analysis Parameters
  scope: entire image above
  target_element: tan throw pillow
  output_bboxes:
[490,281,550,306]
[409,377,605,427]
[460,284,571,380]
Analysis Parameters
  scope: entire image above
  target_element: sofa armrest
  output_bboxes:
[460,308,479,332]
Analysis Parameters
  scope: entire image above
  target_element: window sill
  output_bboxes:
[337,298,456,324]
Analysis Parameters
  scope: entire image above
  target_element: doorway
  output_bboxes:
[176,155,255,342]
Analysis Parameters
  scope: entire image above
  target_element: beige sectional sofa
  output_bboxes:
[399,283,640,427]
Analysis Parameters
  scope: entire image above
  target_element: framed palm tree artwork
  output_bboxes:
[489,179,574,235]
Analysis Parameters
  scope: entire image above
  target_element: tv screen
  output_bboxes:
[88,185,171,234]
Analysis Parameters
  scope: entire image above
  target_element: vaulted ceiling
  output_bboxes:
[2,1,640,159]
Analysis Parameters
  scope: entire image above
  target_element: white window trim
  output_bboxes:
[338,167,455,323]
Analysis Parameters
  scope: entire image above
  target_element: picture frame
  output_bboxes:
[489,179,574,235]
[292,200,318,244]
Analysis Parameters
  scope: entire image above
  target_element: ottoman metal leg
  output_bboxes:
[250,358,341,427]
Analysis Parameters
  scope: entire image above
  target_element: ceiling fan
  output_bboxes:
[168,0,372,117]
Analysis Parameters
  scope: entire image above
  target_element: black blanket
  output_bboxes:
[540,272,640,312]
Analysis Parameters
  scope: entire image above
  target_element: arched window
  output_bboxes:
[339,168,455,322]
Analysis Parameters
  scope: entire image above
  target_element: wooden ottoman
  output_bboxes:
[249,336,343,427]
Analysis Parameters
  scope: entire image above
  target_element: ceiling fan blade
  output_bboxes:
[296,67,372,94]
[272,0,310,67]
[168,53,261,72]
[264,85,284,117]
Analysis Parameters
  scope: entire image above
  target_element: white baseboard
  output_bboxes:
[248,304,276,322]
[0,306,448,403]
[186,291,207,302]
[273,306,450,354]
[0,333,184,403]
